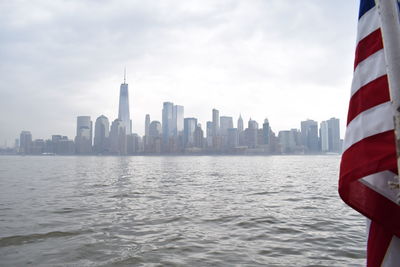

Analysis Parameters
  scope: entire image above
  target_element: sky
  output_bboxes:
[0,0,359,146]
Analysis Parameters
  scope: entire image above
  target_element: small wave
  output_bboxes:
[203,215,241,224]
[249,191,279,196]
[110,192,144,198]
[235,216,280,229]
[110,193,131,198]
[106,256,144,266]
[51,207,84,214]
[0,231,82,247]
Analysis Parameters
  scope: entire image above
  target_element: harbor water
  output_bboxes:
[0,155,366,266]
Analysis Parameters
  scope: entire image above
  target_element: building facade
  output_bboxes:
[94,115,110,154]
[118,74,131,135]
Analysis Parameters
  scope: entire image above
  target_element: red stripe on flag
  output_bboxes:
[354,29,383,69]
[339,130,400,237]
[339,179,400,238]
[340,130,396,185]
[367,221,393,267]
[347,75,390,125]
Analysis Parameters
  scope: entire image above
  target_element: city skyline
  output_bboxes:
[0,1,357,145]
[2,72,343,152]
[1,73,345,149]
[9,80,342,155]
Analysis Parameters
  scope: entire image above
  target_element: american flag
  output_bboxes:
[339,0,400,265]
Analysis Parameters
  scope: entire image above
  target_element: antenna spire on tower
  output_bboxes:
[124,67,126,84]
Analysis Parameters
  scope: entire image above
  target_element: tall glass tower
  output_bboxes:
[162,102,174,145]
[118,69,131,134]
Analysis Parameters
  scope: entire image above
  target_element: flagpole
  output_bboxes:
[376,0,400,202]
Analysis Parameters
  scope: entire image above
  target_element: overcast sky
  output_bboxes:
[0,0,359,146]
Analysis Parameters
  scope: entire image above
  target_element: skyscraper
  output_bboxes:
[149,121,162,153]
[227,128,239,148]
[76,116,92,141]
[118,70,131,135]
[246,118,259,148]
[320,121,329,152]
[220,116,233,136]
[19,131,32,154]
[94,115,110,154]
[301,119,319,152]
[162,102,174,147]
[75,116,92,154]
[278,130,296,153]
[262,118,270,145]
[193,124,204,148]
[173,105,184,136]
[206,121,213,148]
[149,121,162,137]
[212,109,220,136]
[327,118,340,153]
[320,118,340,153]
[184,118,198,148]
[220,116,233,148]
[110,119,127,155]
[237,114,244,133]
[144,114,150,146]
[212,109,220,149]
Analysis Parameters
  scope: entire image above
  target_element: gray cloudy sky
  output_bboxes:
[0,0,358,145]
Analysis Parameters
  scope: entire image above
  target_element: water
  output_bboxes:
[0,155,366,266]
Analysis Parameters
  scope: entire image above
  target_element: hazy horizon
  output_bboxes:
[0,0,358,145]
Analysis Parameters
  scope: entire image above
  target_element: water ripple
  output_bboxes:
[0,155,366,266]
[0,231,84,247]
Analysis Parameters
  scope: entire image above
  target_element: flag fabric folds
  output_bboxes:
[339,0,400,265]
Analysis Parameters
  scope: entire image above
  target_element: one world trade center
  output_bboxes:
[118,69,132,134]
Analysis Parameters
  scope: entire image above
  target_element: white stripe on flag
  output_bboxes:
[351,50,387,96]
[343,102,394,151]
[360,171,399,204]
[382,236,400,266]
[357,6,380,43]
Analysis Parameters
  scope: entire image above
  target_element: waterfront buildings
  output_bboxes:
[110,119,127,155]
[212,109,220,149]
[193,124,204,149]
[245,118,259,149]
[237,115,243,133]
[320,121,329,152]
[19,131,32,154]
[94,115,110,154]
[206,121,213,148]
[301,119,319,152]
[183,118,198,148]
[75,116,92,154]
[220,116,233,136]
[161,102,184,152]
[51,135,75,154]
[148,120,162,153]
[15,112,343,155]
[162,102,174,149]
[212,109,220,136]
[262,119,270,145]
[144,114,150,147]
[173,105,184,136]
[278,130,296,153]
[227,128,239,149]
[12,74,343,155]
[327,118,340,153]
[320,118,341,153]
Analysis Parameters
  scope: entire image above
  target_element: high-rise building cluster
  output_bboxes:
[8,75,342,155]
